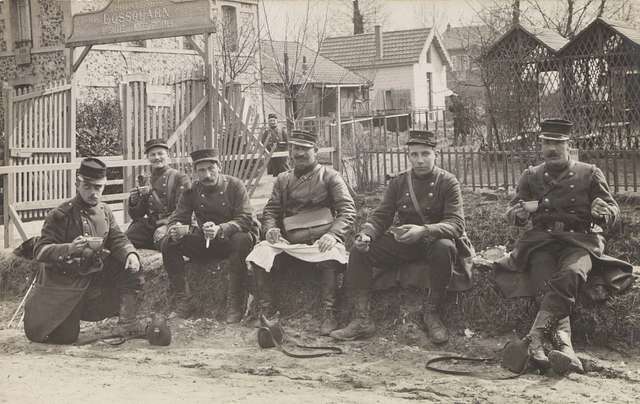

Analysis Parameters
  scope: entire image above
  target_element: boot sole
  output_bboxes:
[548,350,584,375]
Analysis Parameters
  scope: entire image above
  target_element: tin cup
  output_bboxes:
[85,236,104,251]
[522,200,539,213]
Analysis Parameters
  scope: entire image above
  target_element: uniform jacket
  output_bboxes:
[168,174,259,239]
[262,126,288,151]
[495,161,634,297]
[361,167,472,292]
[262,164,356,242]
[362,166,465,241]
[35,195,137,273]
[128,166,190,223]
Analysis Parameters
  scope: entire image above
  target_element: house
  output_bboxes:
[441,24,494,98]
[320,26,452,118]
[0,0,262,133]
[260,40,370,121]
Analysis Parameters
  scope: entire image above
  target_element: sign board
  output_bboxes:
[147,84,173,107]
[66,0,217,47]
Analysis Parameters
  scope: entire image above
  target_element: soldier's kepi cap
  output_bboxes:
[406,129,437,147]
[289,129,317,148]
[539,118,573,141]
[190,148,220,165]
[77,157,107,185]
[144,138,169,154]
[268,113,277,119]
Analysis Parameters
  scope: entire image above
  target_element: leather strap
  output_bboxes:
[425,355,526,380]
[407,170,428,223]
[258,321,343,359]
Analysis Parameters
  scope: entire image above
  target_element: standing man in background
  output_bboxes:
[262,113,289,177]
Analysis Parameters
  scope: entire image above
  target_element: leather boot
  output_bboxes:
[248,267,276,327]
[422,290,448,345]
[549,316,584,374]
[319,267,338,336]
[527,310,554,370]
[226,269,245,324]
[174,292,193,319]
[330,291,375,341]
[114,291,146,337]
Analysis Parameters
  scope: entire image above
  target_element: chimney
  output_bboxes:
[374,25,383,60]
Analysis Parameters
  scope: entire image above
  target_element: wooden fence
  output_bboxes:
[353,148,640,193]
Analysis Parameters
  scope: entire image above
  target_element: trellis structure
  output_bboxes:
[482,24,568,150]
[558,18,640,150]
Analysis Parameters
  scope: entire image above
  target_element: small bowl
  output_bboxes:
[522,200,539,213]
[173,224,190,237]
[85,236,104,251]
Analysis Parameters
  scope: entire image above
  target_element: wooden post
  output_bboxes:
[204,32,215,148]
[68,82,77,195]
[120,82,132,223]
[3,86,14,247]
[334,86,342,171]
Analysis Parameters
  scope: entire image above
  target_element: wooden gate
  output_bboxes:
[120,71,269,200]
[2,81,76,246]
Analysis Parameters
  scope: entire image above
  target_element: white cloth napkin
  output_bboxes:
[246,240,349,272]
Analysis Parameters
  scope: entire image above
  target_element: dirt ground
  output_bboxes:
[2,300,640,404]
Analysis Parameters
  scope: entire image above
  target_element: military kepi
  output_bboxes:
[191,148,220,165]
[406,130,437,147]
[289,129,317,148]
[144,138,169,153]
[78,157,107,184]
[539,118,572,141]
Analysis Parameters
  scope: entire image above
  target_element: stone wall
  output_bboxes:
[38,0,64,47]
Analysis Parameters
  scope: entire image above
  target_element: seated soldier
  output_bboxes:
[24,158,143,344]
[246,129,356,335]
[162,148,259,322]
[331,130,473,345]
[126,138,190,250]
[495,119,634,375]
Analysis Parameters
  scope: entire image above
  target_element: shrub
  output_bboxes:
[76,96,122,156]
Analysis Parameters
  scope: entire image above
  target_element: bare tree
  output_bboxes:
[326,0,387,36]
[261,0,332,130]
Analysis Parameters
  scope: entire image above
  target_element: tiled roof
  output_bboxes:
[260,40,368,86]
[320,28,432,69]
[484,24,569,57]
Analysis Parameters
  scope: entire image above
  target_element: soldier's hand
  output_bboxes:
[266,228,282,244]
[353,233,371,252]
[394,225,427,244]
[168,222,185,241]
[591,197,610,219]
[317,233,338,252]
[125,254,141,273]
[509,201,530,221]
[69,235,88,256]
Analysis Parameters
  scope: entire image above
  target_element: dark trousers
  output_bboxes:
[346,234,456,293]
[126,218,159,250]
[25,257,143,345]
[529,243,592,318]
[161,230,253,294]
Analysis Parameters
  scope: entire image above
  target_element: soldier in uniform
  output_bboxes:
[24,158,143,344]
[162,148,258,322]
[126,138,190,250]
[261,113,289,176]
[495,119,634,374]
[331,130,472,344]
[250,129,356,335]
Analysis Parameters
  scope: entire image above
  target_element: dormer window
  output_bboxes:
[426,45,431,63]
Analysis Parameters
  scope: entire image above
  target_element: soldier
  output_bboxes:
[495,119,634,374]
[248,129,356,335]
[261,113,289,176]
[162,148,258,322]
[331,130,473,344]
[24,157,143,344]
[126,138,190,250]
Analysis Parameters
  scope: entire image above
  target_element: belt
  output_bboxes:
[535,221,590,234]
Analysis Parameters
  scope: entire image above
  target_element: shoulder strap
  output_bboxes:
[406,170,428,224]
[166,169,178,210]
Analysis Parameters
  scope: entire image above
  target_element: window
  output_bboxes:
[15,0,32,44]
[426,45,431,63]
[426,72,433,110]
[222,5,238,52]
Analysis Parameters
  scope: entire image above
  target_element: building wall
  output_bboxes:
[413,42,448,117]
[356,65,414,112]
